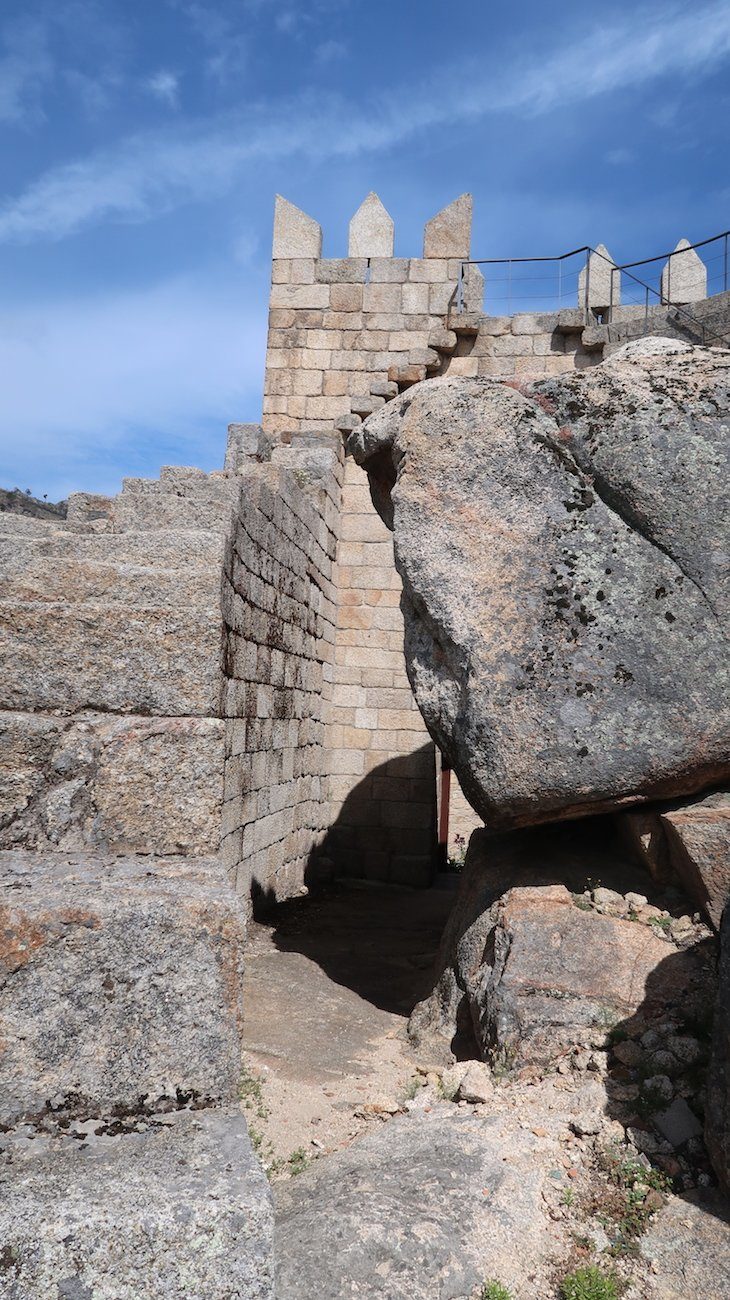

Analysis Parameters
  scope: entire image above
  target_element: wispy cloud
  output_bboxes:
[315,38,347,65]
[2,2,729,244]
[146,69,180,107]
[0,15,53,124]
[0,275,267,498]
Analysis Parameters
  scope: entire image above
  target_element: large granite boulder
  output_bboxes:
[0,849,246,1125]
[0,1107,274,1299]
[349,339,729,828]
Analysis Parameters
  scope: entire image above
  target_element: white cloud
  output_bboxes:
[0,16,53,124]
[2,2,729,244]
[0,276,267,499]
[146,70,180,107]
[315,38,347,65]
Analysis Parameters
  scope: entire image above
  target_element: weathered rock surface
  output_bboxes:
[275,1108,558,1299]
[0,850,246,1124]
[640,1189,730,1298]
[617,789,730,931]
[0,711,225,856]
[0,1107,274,1299]
[707,902,730,1192]
[410,822,715,1071]
[349,340,729,828]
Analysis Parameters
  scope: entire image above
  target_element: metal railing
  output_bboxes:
[455,229,730,346]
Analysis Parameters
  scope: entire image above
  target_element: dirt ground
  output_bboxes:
[240,876,457,1175]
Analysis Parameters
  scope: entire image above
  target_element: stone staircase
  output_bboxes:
[334,318,480,437]
[0,464,275,1294]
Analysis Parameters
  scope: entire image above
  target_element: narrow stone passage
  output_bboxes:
[241,878,457,1174]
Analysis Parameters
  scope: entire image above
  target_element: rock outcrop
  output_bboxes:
[275,1108,558,1299]
[617,789,730,931]
[410,821,716,1078]
[0,849,246,1125]
[349,339,730,828]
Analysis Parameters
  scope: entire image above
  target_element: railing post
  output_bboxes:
[644,286,649,334]
[724,234,728,293]
[609,265,615,322]
[584,249,591,323]
[456,261,464,314]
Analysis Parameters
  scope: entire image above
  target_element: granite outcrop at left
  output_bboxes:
[0,849,247,1126]
[0,1107,274,1300]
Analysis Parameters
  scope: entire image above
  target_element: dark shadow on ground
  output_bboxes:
[252,875,457,1019]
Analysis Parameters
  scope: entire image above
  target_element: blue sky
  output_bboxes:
[1,0,729,500]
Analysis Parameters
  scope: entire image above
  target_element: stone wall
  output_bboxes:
[0,448,342,908]
[220,449,342,904]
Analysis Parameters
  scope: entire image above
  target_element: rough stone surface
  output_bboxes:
[660,790,730,931]
[0,850,246,1124]
[423,193,472,259]
[275,1108,556,1299]
[471,882,691,1069]
[0,712,225,856]
[409,820,713,1064]
[660,238,708,304]
[578,243,620,308]
[225,422,265,470]
[348,192,394,258]
[350,342,730,829]
[0,1107,274,1299]
[272,195,322,259]
[640,1189,730,1298]
[707,902,730,1192]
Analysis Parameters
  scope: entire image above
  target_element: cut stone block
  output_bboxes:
[272,195,322,259]
[661,239,708,304]
[423,193,472,259]
[0,601,224,716]
[224,422,265,471]
[0,712,225,856]
[0,1107,274,1299]
[0,850,246,1124]
[578,244,621,309]
[348,192,394,258]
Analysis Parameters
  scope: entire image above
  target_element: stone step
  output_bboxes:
[1,711,225,859]
[428,327,458,355]
[0,556,221,607]
[0,849,246,1125]
[0,600,224,715]
[0,1107,274,1298]
[388,363,427,389]
[111,483,241,533]
[408,347,442,374]
[350,394,386,418]
[0,527,227,568]
[0,512,65,536]
[450,313,481,336]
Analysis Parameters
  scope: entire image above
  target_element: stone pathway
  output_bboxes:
[241,877,457,1173]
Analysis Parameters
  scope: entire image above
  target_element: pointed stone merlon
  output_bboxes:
[348,193,394,258]
[272,196,322,259]
[578,244,621,310]
[661,239,707,304]
[423,194,473,259]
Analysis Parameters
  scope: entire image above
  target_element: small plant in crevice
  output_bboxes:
[446,832,467,872]
[288,1146,311,1176]
[586,1145,671,1257]
[559,1264,622,1300]
[239,1065,270,1120]
[480,1281,513,1300]
[400,1075,424,1103]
